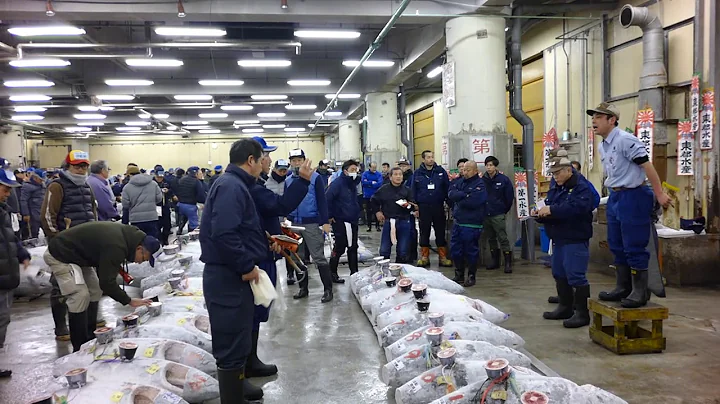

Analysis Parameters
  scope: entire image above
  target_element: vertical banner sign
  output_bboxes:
[691,74,701,132]
[441,137,449,168]
[636,108,655,161]
[700,88,715,150]
[514,172,529,219]
[533,171,539,205]
[442,62,456,108]
[677,120,694,176]
[541,128,558,178]
[470,135,494,165]
[588,128,594,171]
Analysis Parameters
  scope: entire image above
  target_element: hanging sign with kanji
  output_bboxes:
[541,128,558,178]
[441,136,449,168]
[635,108,654,161]
[442,62,456,108]
[691,74,701,132]
[470,135,494,165]
[514,171,530,219]
[588,128,594,171]
[700,88,714,150]
[677,120,694,176]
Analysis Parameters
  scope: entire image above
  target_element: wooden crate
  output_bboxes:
[588,298,668,355]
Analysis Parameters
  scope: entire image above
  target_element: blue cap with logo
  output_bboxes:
[289,148,305,159]
[0,158,21,188]
[252,136,278,152]
[275,159,290,169]
[214,165,223,171]
[141,235,162,267]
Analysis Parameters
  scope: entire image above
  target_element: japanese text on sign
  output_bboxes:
[442,62,456,108]
[588,128,594,171]
[441,137,449,167]
[635,108,655,161]
[700,88,714,150]
[470,135,494,165]
[541,128,558,178]
[691,74,701,132]
[677,120,694,176]
[514,172,530,219]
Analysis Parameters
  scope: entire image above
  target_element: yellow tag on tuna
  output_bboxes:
[144,347,155,358]
[177,318,187,325]
[147,363,161,374]
[185,305,194,311]
[111,392,124,402]
[491,390,508,400]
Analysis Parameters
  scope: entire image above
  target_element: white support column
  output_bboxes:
[0,125,26,166]
[365,92,401,164]
[338,120,362,161]
[71,138,90,153]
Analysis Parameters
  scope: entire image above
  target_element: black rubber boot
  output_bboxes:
[321,289,333,303]
[599,265,632,302]
[621,269,650,308]
[68,311,89,352]
[564,285,591,328]
[86,301,100,340]
[464,261,477,287]
[50,276,69,341]
[0,369,11,378]
[286,269,296,286]
[452,258,465,284]
[245,331,278,378]
[217,367,249,404]
[548,296,559,304]
[244,379,263,401]
[347,248,359,275]
[543,278,574,320]
[503,251,513,274]
[486,250,500,270]
[318,264,333,292]
[331,272,345,284]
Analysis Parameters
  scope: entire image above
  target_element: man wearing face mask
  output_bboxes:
[316,160,332,187]
[326,160,362,281]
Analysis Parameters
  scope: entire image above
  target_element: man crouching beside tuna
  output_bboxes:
[43,221,162,351]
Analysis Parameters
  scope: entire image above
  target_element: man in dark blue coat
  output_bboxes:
[448,161,487,287]
[361,162,383,232]
[326,160,362,279]
[534,151,599,329]
[481,156,515,273]
[200,139,269,402]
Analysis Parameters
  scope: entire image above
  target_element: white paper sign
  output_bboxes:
[442,62,456,108]
[470,135,494,165]
[514,172,530,219]
[677,120,694,176]
[700,89,714,150]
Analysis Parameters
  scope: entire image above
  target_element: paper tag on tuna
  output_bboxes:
[185,305,194,311]
[157,391,183,404]
[436,376,449,385]
[111,392,124,402]
[393,361,405,370]
[395,342,406,352]
[144,347,156,358]
[147,363,161,374]
[408,380,421,393]
[95,354,116,360]
[491,390,508,400]
[177,318,187,325]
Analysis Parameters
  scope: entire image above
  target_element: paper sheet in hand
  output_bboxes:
[395,199,411,209]
[272,235,300,244]
[535,199,546,210]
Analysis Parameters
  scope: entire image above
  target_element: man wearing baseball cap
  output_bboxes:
[175,166,207,234]
[588,102,670,308]
[209,164,224,187]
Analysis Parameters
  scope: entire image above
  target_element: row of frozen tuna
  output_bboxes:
[349,260,627,404]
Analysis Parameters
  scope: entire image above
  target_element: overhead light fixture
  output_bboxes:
[74,113,107,120]
[242,128,264,133]
[238,60,291,68]
[314,111,342,117]
[182,125,210,130]
[234,120,260,125]
[177,105,214,109]
[14,106,47,112]
[8,26,86,37]
[11,114,44,121]
[198,129,221,134]
[78,105,114,111]
[138,113,169,119]
[124,121,151,126]
[4,80,55,88]
[199,80,244,86]
[174,94,212,101]
[166,124,178,130]
[9,94,52,102]
[342,60,395,68]
[45,0,55,16]
[126,58,184,67]
[285,104,317,110]
[294,30,360,39]
[116,126,144,132]
[182,120,208,125]
[105,79,154,86]
[427,65,443,78]
[257,113,286,118]
[177,0,186,17]
[284,127,306,132]
[262,124,286,129]
[234,123,261,128]
[9,58,70,68]
[155,27,226,37]
[308,123,332,128]
[249,101,290,105]
[221,105,253,111]
[287,80,330,86]
[96,94,135,101]
[325,93,361,99]
[79,121,105,126]
[65,126,91,132]
[251,95,288,100]
[198,113,228,119]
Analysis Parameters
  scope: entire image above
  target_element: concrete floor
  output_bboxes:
[2,230,720,403]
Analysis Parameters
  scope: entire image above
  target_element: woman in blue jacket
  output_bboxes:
[326,160,362,279]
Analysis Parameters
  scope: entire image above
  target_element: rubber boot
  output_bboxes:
[294,270,309,299]
[50,282,70,341]
[621,269,650,308]
[564,285,591,328]
[543,278,574,320]
[417,247,430,267]
[245,331,278,378]
[86,301,100,340]
[548,296,559,304]
[503,251,513,274]
[464,261,477,287]
[598,265,632,302]
[452,258,465,284]
[68,311,89,352]
[0,369,11,378]
[347,247,359,275]
[321,290,333,303]
[217,367,249,404]
[286,266,296,286]
[329,255,345,284]
[438,247,453,267]
[486,250,500,270]
[244,379,263,401]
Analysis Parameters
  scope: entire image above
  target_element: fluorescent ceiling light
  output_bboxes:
[105,79,154,86]
[294,30,360,39]
[234,120,260,125]
[166,124,178,130]
[242,128,264,133]
[257,113,286,118]
[308,123,332,128]
[78,105,115,111]
[199,80,244,86]
[126,58,184,67]
[238,60,291,68]
[251,95,288,100]
[174,94,212,101]
[249,101,289,105]
[177,105,215,109]
[427,66,443,78]
[198,113,228,119]
[4,80,55,88]
[124,121,151,126]
[8,26,86,37]
[14,106,46,112]
[221,105,253,111]
[116,126,144,132]
[182,121,208,125]
[262,124,286,129]
[96,94,135,101]
[79,121,105,126]
[11,114,44,121]
[9,94,51,102]
[314,111,342,117]
[9,58,70,68]
[138,113,169,119]
[198,129,221,134]
[161,42,237,48]
[65,126,91,132]
[182,125,210,130]
[285,104,316,110]
[342,60,395,68]
[325,93,361,99]
[74,113,107,120]
[287,80,330,86]
[154,27,226,37]
[284,127,306,132]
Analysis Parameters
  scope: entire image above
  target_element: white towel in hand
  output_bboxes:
[390,218,397,245]
[250,267,278,308]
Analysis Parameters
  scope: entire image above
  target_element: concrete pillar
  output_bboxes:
[365,92,401,165]
[0,125,25,166]
[338,120,362,161]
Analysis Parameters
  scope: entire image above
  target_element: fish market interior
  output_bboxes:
[0,0,719,403]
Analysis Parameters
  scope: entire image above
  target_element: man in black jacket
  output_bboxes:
[326,160,362,280]
[371,167,418,263]
[176,166,207,234]
[153,165,174,245]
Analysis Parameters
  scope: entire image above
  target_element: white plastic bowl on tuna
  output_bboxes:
[352,264,465,297]
[371,287,458,323]
[377,310,493,347]
[376,294,508,330]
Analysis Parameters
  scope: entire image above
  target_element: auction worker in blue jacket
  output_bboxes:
[200,139,269,402]
[327,160,362,280]
[286,149,335,302]
[481,156,515,273]
[589,103,671,308]
[361,162,383,232]
[448,161,487,287]
[412,150,452,267]
[534,150,599,328]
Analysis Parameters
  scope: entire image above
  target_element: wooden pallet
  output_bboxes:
[588,298,668,355]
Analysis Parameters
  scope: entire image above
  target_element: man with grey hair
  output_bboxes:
[87,160,119,221]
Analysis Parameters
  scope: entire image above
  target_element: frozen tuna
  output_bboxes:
[113,325,212,352]
[15,264,52,297]
[50,382,189,404]
[375,295,508,330]
[143,277,204,300]
[352,264,465,297]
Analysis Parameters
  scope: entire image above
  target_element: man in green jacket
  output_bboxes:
[43,221,161,351]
